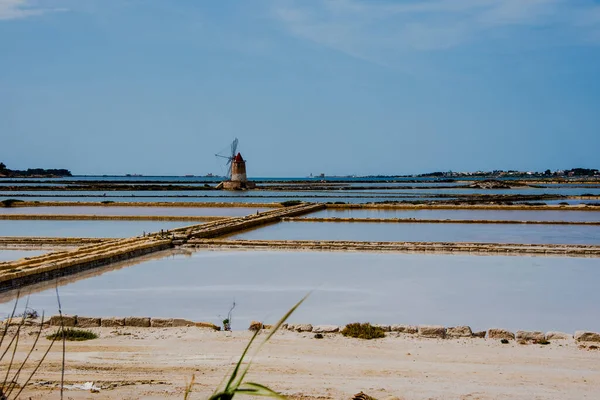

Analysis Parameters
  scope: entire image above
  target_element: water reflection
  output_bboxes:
[230,221,600,244]
[0,250,597,333]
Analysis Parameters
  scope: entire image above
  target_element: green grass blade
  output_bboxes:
[234,294,309,387]
[237,382,288,399]
[217,328,261,394]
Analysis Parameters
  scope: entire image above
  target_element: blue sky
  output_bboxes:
[1,0,599,176]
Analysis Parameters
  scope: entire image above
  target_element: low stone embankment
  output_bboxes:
[0,236,172,291]
[0,237,112,247]
[284,217,600,226]
[0,203,326,291]
[269,323,600,343]
[168,203,326,240]
[1,315,219,330]
[325,203,600,211]
[187,239,600,257]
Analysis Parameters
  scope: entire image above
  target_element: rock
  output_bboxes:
[77,317,101,328]
[390,325,418,334]
[373,324,391,332]
[313,325,340,333]
[249,321,263,331]
[516,331,545,342]
[446,326,473,338]
[195,322,220,330]
[150,318,174,328]
[294,324,313,333]
[49,315,76,327]
[575,331,600,343]
[172,318,195,327]
[545,331,572,340]
[472,331,486,338]
[488,329,515,341]
[418,325,446,338]
[124,317,151,328]
[101,317,125,327]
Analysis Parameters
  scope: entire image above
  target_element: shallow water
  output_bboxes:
[0,249,47,262]
[0,196,447,204]
[0,220,196,238]
[0,206,269,217]
[307,208,600,222]
[230,221,600,244]
[0,250,598,333]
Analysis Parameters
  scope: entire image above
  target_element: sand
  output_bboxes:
[1,326,599,400]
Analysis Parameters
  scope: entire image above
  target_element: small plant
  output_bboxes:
[314,333,324,339]
[16,307,38,319]
[341,323,386,340]
[46,328,98,341]
[500,339,509,344]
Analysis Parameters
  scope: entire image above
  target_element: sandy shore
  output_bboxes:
[2,326,599,400]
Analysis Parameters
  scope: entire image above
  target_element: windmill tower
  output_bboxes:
[215,138,256,190]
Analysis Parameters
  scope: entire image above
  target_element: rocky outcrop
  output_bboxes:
[150,318,174,328]
[49,315,76,327]
[195,322,220,330]
[574,331,600,343]
[172,318,195,327]
[472,331,486,338]
[516,331,545,342]
[125,317,151,328]
[390,325,418,334]
[101,317,125,327]
[446,326,473,338]
[249,321,263,331]
[287,324,313,332]
[488,329,515,340]
[418,325,446,338]
[545,331,572,340]
[313,325,340,333]
[77,317,101,328]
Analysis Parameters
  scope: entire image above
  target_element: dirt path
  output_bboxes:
[2,326,599,399]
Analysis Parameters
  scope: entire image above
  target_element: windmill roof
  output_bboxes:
[234,153,244,163]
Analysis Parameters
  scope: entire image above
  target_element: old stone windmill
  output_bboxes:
[215,138,256,190]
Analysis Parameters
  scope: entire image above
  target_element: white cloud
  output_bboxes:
[270,0,600,62]
[0,0,66,20]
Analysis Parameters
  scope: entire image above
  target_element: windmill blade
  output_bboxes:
[230,138,239,158]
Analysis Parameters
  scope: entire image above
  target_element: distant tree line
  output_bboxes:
[0,162,72,177]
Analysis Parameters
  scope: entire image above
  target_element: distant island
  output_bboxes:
[0,162,72,178]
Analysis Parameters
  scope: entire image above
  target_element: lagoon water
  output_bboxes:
[0,220,196,238]
[0,250,598,333]
[230,221,600,244]
[307,208,600,222]
[0,249,47,262]
[0,206,270,217]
